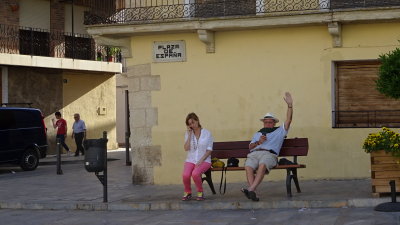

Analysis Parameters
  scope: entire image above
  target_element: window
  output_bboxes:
[0,111,16,130]
[65,35,93,60]
[19,29,50,57]
[333,61,400,128]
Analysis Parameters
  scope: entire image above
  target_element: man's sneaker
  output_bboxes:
[196,192,205,201]
[182,192,192,201]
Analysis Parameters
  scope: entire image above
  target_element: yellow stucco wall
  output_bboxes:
[128,22,400,184]
[60,72,117,150]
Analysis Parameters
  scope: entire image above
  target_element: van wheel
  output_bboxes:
[20,149,39,171]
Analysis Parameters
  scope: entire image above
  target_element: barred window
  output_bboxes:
[333,61,400,128]
[19,29,50,57]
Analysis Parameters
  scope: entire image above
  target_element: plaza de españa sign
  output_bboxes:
[153,41,186,63]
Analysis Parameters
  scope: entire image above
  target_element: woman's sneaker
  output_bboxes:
[182,192,192,201]
[196,192,205,201]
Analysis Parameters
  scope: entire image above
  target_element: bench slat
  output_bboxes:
[211,150,249,159]
[210,164,306,171]
[279,147,308,156]
[281,138,308,147]
[211,138,309,158]
[213,141,249,150]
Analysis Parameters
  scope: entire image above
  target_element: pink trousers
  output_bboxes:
[182,161,211,193]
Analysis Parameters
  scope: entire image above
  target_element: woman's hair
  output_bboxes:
[185,112,202,128]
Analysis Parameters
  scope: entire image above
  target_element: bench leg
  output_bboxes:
[202,169,216,195]
[286,169,293,197]
[292,168,301,193]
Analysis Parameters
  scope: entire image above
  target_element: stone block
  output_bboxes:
[142,145,161,166]
[140,75,160,91]
[131,145,161,167]
[131,91,151,109]
[127,77,140,92]
[145,107,158,127]
[131,127,152,148]
[126,63,151,77]
[131,108,146,128]
[131,165,154,184]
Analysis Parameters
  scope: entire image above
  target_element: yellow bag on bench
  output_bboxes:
[212,157,225,168]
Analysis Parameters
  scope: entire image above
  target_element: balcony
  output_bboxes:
[0,24,122,63]
[84,0,400,25]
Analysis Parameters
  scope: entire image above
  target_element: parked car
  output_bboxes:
[0,107,48,171]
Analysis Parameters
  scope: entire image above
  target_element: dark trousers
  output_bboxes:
[74,132,85,155]
[56,134,69,151]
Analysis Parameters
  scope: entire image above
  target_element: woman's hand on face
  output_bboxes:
[187,126,193,133]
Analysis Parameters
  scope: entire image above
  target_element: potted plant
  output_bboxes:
[363,127,400,197]
[96,51,102,61]
[106,47,119,62]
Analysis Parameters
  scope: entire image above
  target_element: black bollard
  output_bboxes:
[103,131,108,203]
[56,138,63,175]
[125,90,132,166]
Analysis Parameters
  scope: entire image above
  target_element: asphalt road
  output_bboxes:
[0,208,399,225]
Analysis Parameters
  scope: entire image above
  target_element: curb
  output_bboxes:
[0,198,390,211]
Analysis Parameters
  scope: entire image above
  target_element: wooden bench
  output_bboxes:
[202,138,309,197]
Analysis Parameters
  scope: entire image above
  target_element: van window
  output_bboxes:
[13,110,42,128]
[0,110,16,129]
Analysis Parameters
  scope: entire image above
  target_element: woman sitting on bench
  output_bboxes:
[182,112,214,201]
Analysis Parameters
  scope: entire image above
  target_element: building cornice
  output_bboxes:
[86,7,400,50]
[0,53,122,73]
[87,8,400,36]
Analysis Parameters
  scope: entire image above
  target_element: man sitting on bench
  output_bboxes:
[242,92,293,201]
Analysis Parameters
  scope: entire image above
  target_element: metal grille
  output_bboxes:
[83,0,400,25]
[0,24,122,63]
[332,110,400,128]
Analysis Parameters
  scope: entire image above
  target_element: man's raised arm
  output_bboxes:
[284,92,293,131]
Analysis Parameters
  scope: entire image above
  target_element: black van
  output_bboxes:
[0,107,48,171]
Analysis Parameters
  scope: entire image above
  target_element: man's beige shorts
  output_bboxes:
[245,151,278,173]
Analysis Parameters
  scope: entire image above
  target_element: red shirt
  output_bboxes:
[56,119,67,135]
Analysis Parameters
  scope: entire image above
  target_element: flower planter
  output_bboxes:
[371,150,400,197]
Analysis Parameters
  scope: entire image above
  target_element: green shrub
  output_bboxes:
[376,47,400,99]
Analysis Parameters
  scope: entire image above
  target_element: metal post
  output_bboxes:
[56,138,63,175]
[71,0,75,59]
[103,131,108,203]
[125,90,132,166]
[390,180,396,203]
[30,28,34,55]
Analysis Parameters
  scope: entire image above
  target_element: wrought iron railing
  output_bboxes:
[332,110,400,128]
[84,0,400,25]
[0,24,122,63]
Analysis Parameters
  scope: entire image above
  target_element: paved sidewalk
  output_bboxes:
[0,150,393,211]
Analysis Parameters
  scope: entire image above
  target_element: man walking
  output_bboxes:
[52,111,70,155]
[242,92,293,201]
[72,113,86,156]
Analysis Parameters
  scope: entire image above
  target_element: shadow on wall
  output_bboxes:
[46,117,116,154]
[7,66,113,117]
[7,66,116,154]
[7,66,63,116]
